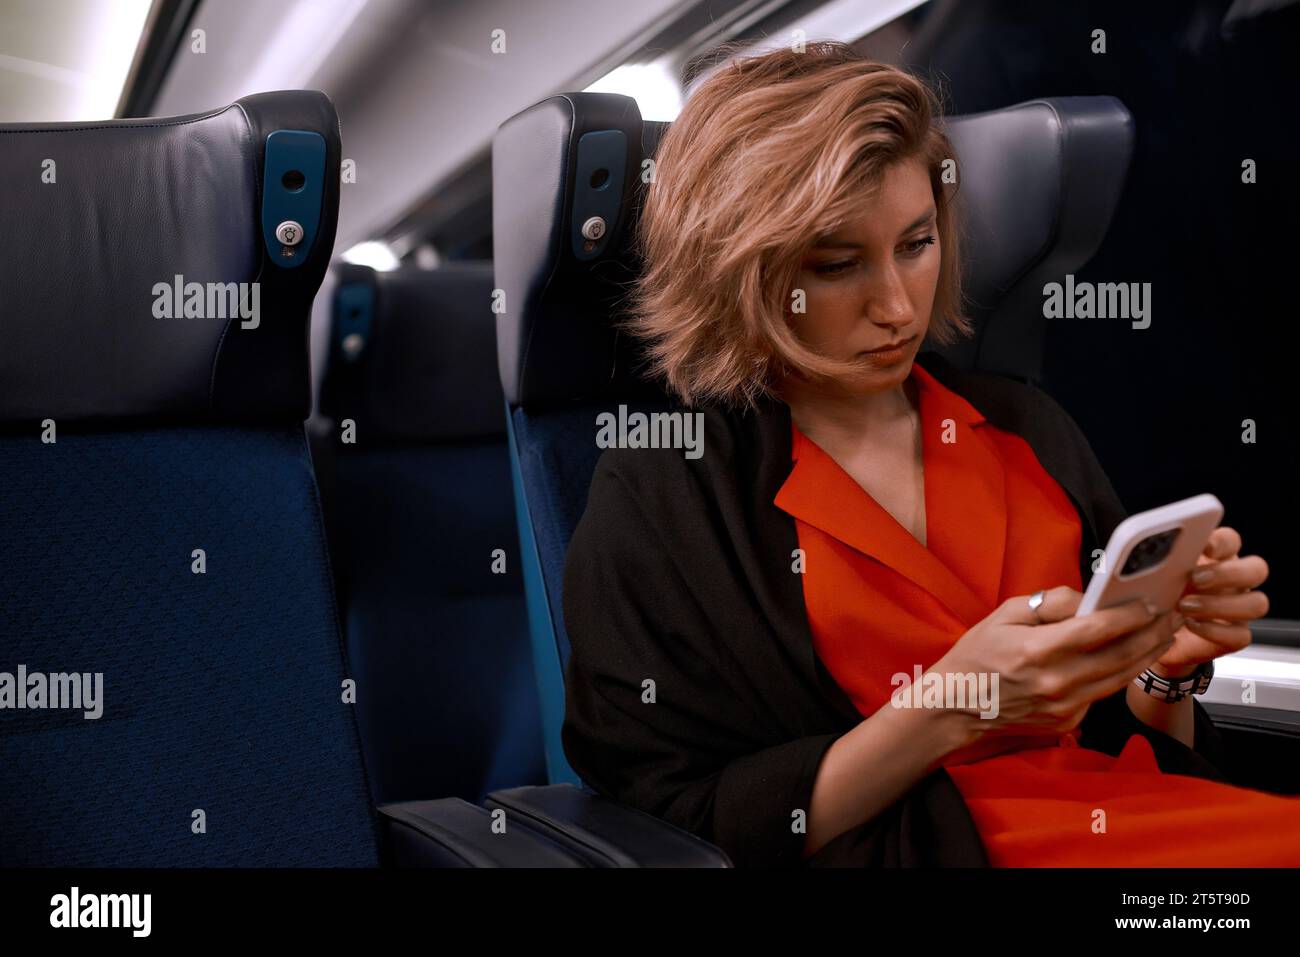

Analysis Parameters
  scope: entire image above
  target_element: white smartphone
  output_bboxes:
[1076,493,1224,616]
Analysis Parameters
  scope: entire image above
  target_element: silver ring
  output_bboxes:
[1028,590,1046,622]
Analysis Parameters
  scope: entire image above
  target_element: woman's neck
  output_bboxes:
[783,371,919,451]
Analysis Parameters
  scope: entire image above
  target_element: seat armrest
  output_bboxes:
[484,784,733,867]
[1201,704,1300,795]
[377,799,584,867]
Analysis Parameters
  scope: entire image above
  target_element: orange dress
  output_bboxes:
[776,361,1300,866]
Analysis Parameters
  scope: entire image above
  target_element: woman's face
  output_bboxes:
[789,156,940,397]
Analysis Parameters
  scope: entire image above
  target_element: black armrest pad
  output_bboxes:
[377,799,584,867]
[484,784,733,867]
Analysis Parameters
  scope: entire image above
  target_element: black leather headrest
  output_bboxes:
[493,93,650,409]
[0,91,342,426]
[493,92,1133,406]
[321,262,505,441]
[941,97,1134,379]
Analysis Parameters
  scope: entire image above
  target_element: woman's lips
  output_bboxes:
[859,335,916,362]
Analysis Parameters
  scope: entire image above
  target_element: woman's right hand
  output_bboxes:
[926,586,1185,756]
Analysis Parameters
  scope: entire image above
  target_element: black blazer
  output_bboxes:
[560,352,1229,868]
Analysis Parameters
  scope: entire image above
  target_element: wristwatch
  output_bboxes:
[1132,660,1214,703]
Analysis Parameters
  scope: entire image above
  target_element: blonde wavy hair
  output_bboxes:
[625,41,972,409]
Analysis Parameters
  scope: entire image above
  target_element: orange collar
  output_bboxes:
[775,359,1006,626]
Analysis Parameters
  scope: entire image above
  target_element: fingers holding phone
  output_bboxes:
[1159,524,1270,674]
[933,589,1171,746]
[1022,591,1184,700]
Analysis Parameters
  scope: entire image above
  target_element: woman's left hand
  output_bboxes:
[1154,526,1269,676]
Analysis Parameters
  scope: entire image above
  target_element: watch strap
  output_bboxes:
[1132,659,1214,703]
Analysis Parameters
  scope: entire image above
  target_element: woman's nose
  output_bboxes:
[863,265,913,328]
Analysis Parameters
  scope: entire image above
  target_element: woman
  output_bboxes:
[560,42,1294,867]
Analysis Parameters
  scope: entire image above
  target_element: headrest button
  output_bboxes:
[275,220,304,246]
[342,332,365,361]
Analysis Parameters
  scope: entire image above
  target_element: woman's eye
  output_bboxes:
[902,235,936,256]
[813,259,856,277]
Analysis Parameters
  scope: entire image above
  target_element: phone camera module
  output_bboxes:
[1119,528,1182,577]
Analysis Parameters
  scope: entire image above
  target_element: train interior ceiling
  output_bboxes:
[2,0,1298,870]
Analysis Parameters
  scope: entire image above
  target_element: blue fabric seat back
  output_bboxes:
[0,428,378,865]
[0,92,380,865]
[492,96,668,784]
[320,263,545,804]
